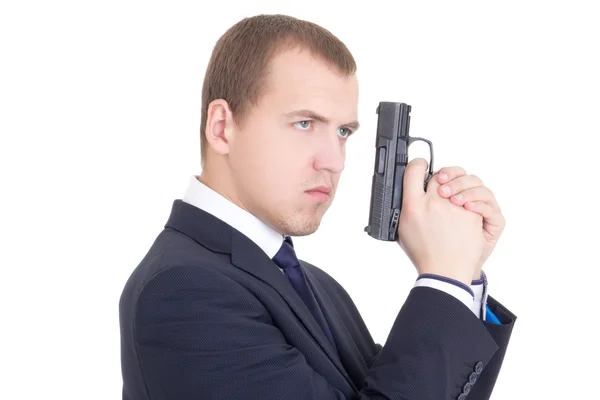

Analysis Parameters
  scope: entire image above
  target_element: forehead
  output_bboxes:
[260,47,358,118]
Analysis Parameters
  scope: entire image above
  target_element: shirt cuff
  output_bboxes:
[471,270,489,320]
[414,274,474,312]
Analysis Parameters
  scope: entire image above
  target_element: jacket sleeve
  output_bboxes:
[463,295,517,399]
[133,264,511,399]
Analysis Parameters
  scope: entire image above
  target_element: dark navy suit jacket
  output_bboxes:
[119,199,516,399]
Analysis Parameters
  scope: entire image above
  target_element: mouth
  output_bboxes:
[305,186,332,202]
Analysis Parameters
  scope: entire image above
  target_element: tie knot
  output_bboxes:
[273,236,299,270]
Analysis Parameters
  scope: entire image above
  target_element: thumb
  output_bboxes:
[402,157,429,202]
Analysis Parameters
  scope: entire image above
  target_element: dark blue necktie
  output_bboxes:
[273,236,335,345]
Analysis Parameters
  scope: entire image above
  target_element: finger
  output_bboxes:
[438,174,484,198]
[464,201,505,229]
[436,166,467,184]
[403,158,429,201]
[448,186,498,209]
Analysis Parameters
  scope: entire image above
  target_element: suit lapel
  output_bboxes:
[164,200,355,391]
[303,264,367,390]
[230,231,356,391]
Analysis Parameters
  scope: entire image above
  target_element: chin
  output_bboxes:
[287,224,320,237]
[279,213,323,237]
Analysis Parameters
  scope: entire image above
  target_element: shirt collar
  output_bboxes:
[182,175,285,258]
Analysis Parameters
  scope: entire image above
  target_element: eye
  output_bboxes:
[294,120,312,130]
[337,127,352,138]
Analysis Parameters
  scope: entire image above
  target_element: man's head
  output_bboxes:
[199,14,359,236]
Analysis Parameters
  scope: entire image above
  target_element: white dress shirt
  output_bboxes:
[181,175,486,319]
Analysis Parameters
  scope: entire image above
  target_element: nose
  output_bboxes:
[312,132,345,174]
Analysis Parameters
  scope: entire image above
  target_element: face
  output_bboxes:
[228,47,359,236]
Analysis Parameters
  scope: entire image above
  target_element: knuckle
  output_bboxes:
[478,186,491,198]
[441,166,466,177]
[497,208,505,219]
[470,174,483,185]
[459,190,471,200]
[447,180,460,192]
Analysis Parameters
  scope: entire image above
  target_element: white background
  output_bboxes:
[1,1,598,399]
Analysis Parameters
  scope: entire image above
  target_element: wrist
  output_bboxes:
[416,273,474,297]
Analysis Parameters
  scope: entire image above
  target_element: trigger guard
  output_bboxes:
[408,136,434,189]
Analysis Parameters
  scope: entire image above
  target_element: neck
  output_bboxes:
[198,163,243,210]
[199,160,286,238]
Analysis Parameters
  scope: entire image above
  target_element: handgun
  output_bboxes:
[364,102,434,241]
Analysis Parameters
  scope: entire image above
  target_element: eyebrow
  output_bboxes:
[283,109,360,131]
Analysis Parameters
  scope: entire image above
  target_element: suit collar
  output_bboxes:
[182,175,284,258]
[164,199,357,393]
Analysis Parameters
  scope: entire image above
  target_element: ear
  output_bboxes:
[204,99,235,156]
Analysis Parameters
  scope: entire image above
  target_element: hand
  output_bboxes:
[434,166,506,280]
[396,158,484,286]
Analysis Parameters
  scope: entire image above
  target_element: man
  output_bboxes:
[119,14,516,400]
